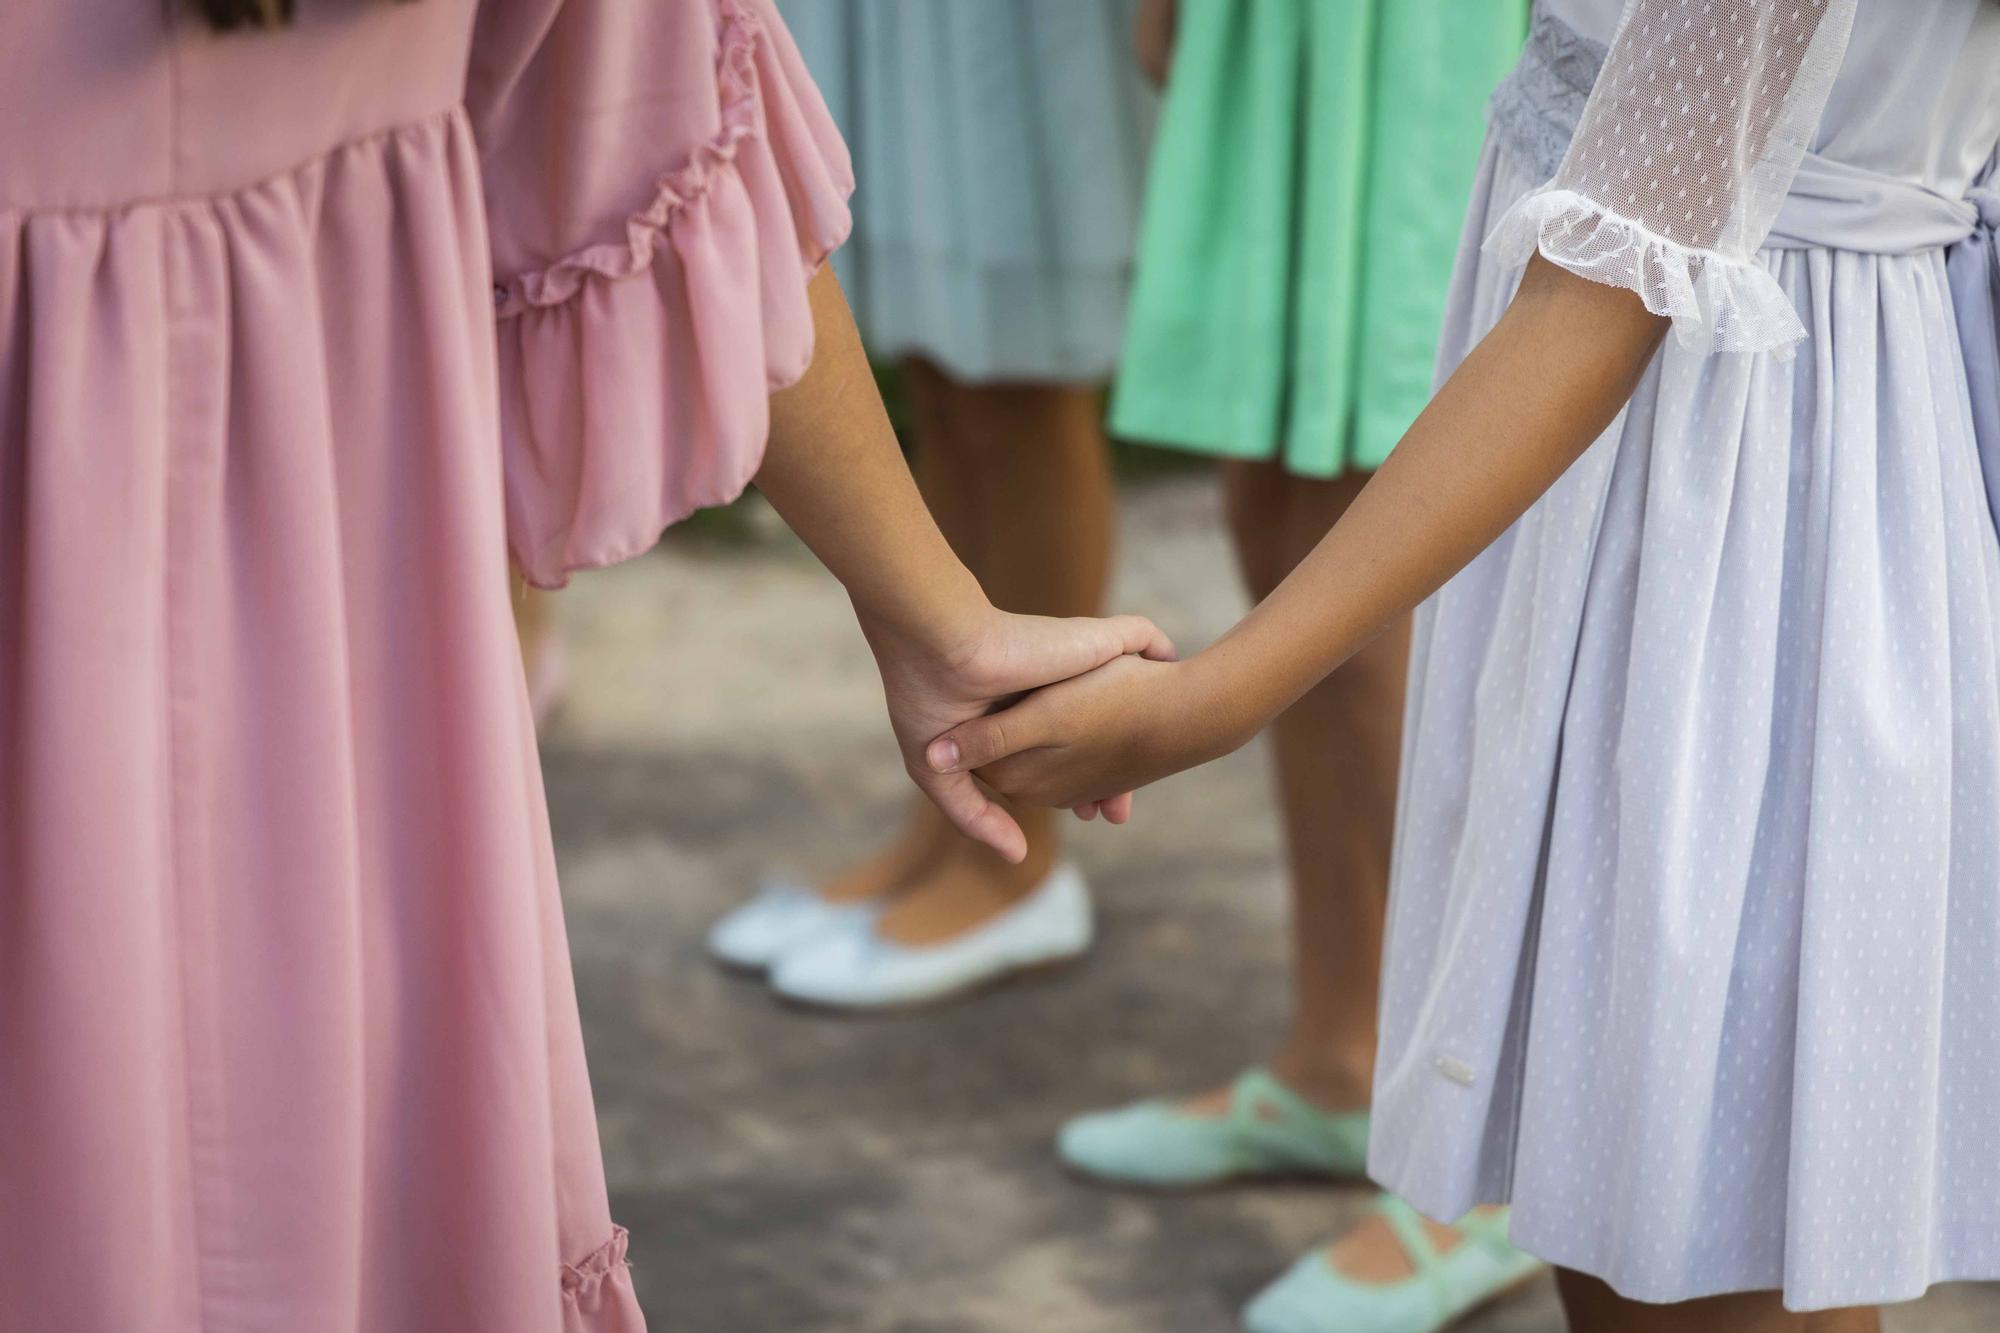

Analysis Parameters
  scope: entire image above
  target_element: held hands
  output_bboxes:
[924,652,1251,816]
[863,603,1176,864]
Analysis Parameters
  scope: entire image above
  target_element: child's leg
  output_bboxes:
[511,574,567,727]
[1555,1269,1881,1333]
[803,359,970,906]
[1176,460,1403,1111]
[869,360,1117,945]
[511,573,547,660]
[1221,463,1509,1294]
[1264,466,1405,1104]
[904,361,1114,627]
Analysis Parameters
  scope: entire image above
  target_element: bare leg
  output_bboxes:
[873,360,1117,946]
[511,573,549,665]
[1179,462,1431,1285]
[806,359,968,907]
[511,575,567,726]
[1556,1269,1881,1333]
[793,356,1117,931]
[1180,460,1405,1113]
[1263,468,1405,1105]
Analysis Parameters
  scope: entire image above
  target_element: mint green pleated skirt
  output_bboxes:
[1110,0,1528,477]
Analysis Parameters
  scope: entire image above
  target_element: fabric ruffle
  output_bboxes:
[1483,186,1808,359]
[561,1227,645,1333]
[496,0,854,590]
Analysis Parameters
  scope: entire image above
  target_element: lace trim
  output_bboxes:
[494,0,765,320]
[1486,186,1808,359]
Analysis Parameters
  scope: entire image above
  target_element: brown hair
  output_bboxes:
[195,0,416,31]
[196,0,294,28]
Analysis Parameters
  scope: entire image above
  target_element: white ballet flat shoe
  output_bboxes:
[769,863,1093,1010]
[706,879,877,973]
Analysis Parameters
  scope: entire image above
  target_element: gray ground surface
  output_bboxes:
[545,476,1998,1332]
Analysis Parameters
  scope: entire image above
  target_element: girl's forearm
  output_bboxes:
[1196,256,1671,736]
[756,266,985,645]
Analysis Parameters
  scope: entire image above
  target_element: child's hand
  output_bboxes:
[1133,0,1178,87]
[924,653,1250,814]
[864,606,1176,863]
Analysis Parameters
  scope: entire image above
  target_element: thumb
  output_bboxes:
[926,702,1047,776]
[912,767,1028,863]
[1105,613,1178,664]
[1019,615,1176,692]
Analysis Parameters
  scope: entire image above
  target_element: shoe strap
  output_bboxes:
[1227,1069,1361,1139]
[1222,1069,1369,1174]
[1228,1069,1302,1124]
[1451,1205,1517,1256]
[1372,1197,1523,1274]
[1359,1196,1525,1322]
[1368,1193,1445,1272]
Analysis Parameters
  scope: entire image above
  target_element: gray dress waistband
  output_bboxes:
[1771,158,1987,254]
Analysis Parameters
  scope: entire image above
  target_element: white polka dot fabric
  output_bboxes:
[1489,0,1856,354]
[1368,0,2000,1313]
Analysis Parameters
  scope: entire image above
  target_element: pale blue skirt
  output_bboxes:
[778,0,1153,383]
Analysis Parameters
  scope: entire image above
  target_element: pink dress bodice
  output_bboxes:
[0,3,475,211]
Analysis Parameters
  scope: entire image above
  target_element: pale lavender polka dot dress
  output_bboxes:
[1367,0,2000,1312]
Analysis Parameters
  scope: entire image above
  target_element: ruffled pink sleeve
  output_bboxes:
[468,0,853,589]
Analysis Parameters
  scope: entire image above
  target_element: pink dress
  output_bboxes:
[0,2,850,1329]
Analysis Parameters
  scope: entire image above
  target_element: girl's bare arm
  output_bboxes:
[928,256,1670,807]
[754,267,1172,856]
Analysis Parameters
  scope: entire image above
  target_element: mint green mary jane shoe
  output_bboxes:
[1056,1069,1369,1189]
[1243,1196,1544,1333]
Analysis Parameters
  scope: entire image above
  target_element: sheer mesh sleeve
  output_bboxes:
[1486,0,1857,356]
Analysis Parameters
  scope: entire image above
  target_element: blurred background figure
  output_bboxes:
[1056,2,1537,1329]
[705,1,1156,1010]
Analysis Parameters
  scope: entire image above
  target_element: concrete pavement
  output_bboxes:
[544,476,1997,1333]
